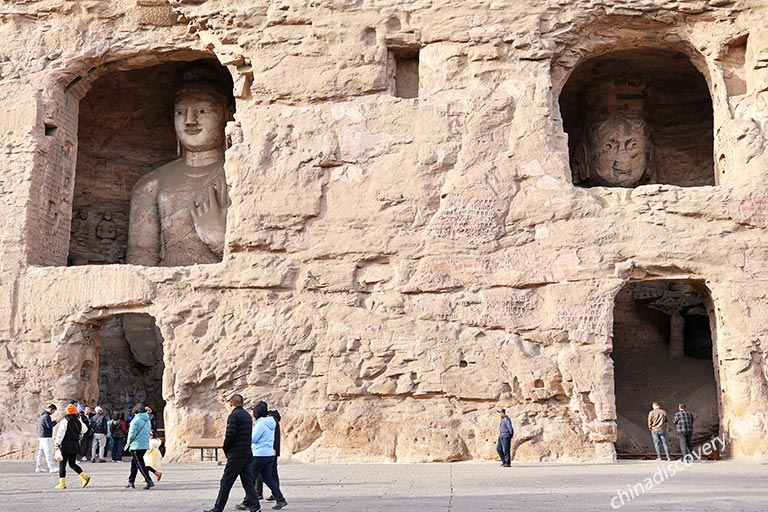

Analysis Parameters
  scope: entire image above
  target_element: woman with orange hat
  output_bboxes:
[52,404,91,489]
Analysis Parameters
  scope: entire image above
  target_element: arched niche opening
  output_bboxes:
[96,313,166,431]
[611,280,721,459]
[51,55,235,266]
[559,48,715,189]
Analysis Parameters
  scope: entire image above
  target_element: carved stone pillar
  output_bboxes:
[669,312,685,359]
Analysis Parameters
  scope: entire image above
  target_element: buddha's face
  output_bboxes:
[589,114,650,187]
[174,90,228,153]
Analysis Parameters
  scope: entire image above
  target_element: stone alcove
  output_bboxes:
[62,56,235,266]
[96,313,166,427]
[611,280,721,458]
[559,48,715,188]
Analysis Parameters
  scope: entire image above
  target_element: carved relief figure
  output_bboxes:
[71,210,90,245]
[97,212,119,263]
[572,76,656,188]
[127,65,233,266]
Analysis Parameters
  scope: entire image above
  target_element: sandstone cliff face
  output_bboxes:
[2,0,768,463]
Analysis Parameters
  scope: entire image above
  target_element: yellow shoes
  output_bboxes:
[54,477,66,489]
[79,472,91,487]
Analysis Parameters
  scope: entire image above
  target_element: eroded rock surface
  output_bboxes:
[2,0,768,463]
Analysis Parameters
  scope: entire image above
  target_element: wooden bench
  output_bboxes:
[189,438,224,462]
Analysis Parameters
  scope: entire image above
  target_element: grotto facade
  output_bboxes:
[2,0,768,463]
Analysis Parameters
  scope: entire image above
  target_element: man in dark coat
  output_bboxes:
[205,394,260,512]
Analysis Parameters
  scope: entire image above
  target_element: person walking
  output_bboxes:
[36,404,58,473]
[260,409,282,503]
[648,401,672,461]
[111,412,127,462]
[496,408,514,467]
[673,402,695,461]
[237,403,287,511]
[125,403,154,490]
[143,431,164,482]
[90,406,109,463]
[204,394,260,512]
[52,404,91,489]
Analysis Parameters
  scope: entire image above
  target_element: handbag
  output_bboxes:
[53,447,63,462]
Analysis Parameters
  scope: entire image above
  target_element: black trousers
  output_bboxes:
[59,453,83,478]
[128,449,152,484]
[214,455,258,512]
[255,456,279,497]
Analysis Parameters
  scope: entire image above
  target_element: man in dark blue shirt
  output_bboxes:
[496,408,514,467]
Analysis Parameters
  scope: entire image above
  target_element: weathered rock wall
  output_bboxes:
[3,0,768,462]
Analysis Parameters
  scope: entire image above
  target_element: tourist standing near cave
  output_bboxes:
[496,408,514,467]
[35,404,58,473]
[673,402,695,460]
[648,402,672,461]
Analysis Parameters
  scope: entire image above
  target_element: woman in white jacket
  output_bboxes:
[53,404,91,489]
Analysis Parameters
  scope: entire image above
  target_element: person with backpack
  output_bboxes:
[111,413,128,462]
[496,408,514,468]
[53,404,91,489]
[125,404,154,490]
[90,406,109,463]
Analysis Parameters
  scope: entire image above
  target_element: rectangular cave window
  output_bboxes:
[389,47,420,99]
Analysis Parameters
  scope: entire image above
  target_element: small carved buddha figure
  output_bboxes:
[127,65,234,266]
[573,75,655,188]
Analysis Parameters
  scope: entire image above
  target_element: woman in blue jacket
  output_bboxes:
[247,401,287,510]
[125,403,154,490]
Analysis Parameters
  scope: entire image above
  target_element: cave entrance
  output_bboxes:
[611,280,721,459]
[97,313,165,434]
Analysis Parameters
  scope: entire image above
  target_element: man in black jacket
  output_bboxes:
[35,404,58,473]
[205,394,260,512]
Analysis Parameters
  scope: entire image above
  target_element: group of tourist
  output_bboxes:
[36,393,286,511]
[647,401,696,461]
[35,401,164,490]
[494,402,697,466]
[204,394,287,512]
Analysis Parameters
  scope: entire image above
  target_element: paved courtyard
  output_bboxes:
[0,459,765,512]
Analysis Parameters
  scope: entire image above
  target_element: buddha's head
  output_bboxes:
[174,64,234,154]
[577,111,654,187]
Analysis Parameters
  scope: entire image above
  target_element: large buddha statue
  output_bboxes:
[127,65,234,266]
[572,76,655,188]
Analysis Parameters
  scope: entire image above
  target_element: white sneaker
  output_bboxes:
[34,468,44,473]
[49,469,58,473]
